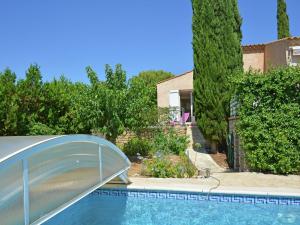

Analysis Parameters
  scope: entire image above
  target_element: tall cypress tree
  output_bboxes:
[277,0,290,39]
[192,0,242,148]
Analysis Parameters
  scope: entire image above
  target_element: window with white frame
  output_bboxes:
[288,46,300,66]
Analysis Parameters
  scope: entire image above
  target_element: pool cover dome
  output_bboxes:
[0,135,131,225]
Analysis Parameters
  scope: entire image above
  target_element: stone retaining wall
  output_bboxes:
[116,125,187,147]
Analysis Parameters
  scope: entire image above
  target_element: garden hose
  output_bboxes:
[206,175,221,200]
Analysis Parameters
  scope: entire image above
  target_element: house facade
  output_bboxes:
[243,36,300,72]
[157,70,194,123]
[157,37,300,124]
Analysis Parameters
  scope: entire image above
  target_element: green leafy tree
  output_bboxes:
[86,66,99,86]
[0,64,174,142]
[277,0,290,39]
[0,69,19,135]
[126,70,174,133]
[63,82,91,134]
[131,70,174,105]
[41,76,80,134]
[126,77,158,134]
[81,64,127,143]
[102,64,127,142]
[105,64,126,90]
[16,64,44,134]
[192,0,243,147]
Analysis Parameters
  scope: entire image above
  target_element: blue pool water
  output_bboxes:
[45,189,300,225]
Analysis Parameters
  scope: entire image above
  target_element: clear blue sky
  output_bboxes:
[0,0,299,82]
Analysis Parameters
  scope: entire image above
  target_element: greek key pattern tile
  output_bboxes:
[92,189,300,206]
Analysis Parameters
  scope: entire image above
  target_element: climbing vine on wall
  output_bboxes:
[235,67,300,174]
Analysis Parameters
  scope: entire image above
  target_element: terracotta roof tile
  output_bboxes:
[242,36,300,50]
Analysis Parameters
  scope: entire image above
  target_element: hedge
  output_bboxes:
[235,67,300,174]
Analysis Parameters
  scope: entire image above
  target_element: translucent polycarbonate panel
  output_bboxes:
[28,142,100,224]
[101,146,129,181]
[0,162,24,225]
[0,136,58,162]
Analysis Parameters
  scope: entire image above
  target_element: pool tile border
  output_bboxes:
[92,188,300,206]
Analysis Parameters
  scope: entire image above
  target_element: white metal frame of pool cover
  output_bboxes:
[0,135,131,225]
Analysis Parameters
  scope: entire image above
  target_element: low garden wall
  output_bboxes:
[116,125,187,146]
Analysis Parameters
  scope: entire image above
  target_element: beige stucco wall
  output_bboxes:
[157,71,193,107]
[265,40,288,71]
[265,39,300,71]
[157,38,300,108]
[243,49,265,72]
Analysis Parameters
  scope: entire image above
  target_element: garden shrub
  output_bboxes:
[142,152,196,178]
[28,122,59,135]
[152,128,189,155]
[142,154,175,178]
[173,152,197,178]
[123,137,152,157]
[124,128,192,177]
[235,67,300,174]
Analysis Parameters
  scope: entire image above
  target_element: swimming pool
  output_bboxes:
[45,189,300,225]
